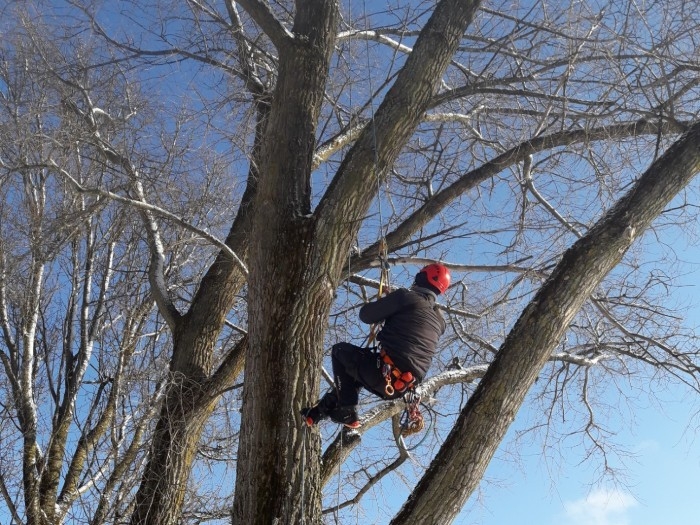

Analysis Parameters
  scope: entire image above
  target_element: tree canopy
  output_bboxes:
[1,1,700,524]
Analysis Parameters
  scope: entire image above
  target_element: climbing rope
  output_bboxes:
[362,0,390,311]
[401,399,434,451]
[367,238,390,344]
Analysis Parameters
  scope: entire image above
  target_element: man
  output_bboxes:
[302,263,450,428]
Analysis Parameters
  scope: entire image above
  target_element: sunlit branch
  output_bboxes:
[522,154,584,238]
[48,160,248,276]
[321,364,489,486]
[338,28,476,81]
[131,179,181,331]
[0,246,20,398]
[549,352,609,367]
[313,122,365,170]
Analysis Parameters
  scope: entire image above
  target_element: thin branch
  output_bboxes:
[353,118,689,271]
[0,471,22,525]
[47,160,248,276]
[323,418,409,514]
[522,154,584,238]
[223,0,267,94]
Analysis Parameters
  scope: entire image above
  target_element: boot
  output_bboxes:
[300,405,324,427]
[327,405,360,429]
[301,390,339,427]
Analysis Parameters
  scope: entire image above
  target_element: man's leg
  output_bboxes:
[331,342,365,407]
[301,342,363,427]
[327,342,387,428]
[302,342,375,428]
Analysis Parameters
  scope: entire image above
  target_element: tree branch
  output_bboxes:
[47,160,248,276]
[321,364,489,486]
[203,336,247,401]
[390,121,700,525]
[522,154,584,238]
[0,470,22,525]
[315,0,484,284]
[131,179,182,332]
[234,0,294,50]
[352,119,689,271]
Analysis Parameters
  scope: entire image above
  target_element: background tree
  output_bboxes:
[2,1,700,524]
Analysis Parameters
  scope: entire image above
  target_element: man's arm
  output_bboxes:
[358,289,408,324]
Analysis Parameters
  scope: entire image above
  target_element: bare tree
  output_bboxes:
[2,1,700,524]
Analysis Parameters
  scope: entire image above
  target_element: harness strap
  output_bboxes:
[377,349,425,436]
[379,348,416,396]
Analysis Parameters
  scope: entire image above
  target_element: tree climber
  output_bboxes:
[302,263,450,429]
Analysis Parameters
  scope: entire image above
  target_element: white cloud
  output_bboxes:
[559,487,638,525]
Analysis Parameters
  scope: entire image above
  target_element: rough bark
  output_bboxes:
[231,2,340,524]
[233,1,483,523]
[128,102,263,525]
[390,122,700,525]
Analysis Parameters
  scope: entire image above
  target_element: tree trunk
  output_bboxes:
[128,98,264,525]
[231,2,340,523]
[391,122,700,525]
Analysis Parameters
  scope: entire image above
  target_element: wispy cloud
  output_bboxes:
[559,487,638,525]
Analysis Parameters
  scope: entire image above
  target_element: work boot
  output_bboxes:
[301,390,339,427]
[327,405,360,429]
[301,405,324,427]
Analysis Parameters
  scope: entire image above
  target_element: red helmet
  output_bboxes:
[418,263,451,294]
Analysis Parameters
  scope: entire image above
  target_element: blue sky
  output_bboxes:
[336,380,700,525]
[457,393,699,525]
[447,351,700,525]
[449,236,700,525]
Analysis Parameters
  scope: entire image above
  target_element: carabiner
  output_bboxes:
[384,378,395,396]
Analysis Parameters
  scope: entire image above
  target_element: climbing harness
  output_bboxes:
[379,348,416,396]
[377,348,425,436]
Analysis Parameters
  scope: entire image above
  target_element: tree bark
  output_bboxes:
[128,102,263,525]
[231,2,340,524]
[391,122,700,525]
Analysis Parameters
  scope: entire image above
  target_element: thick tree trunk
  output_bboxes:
[233,2,483,523]
[391,122,700,525]
[231,2,340,524]
[129,376,215,525]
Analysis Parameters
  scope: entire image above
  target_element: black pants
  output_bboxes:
[331,342,405,407]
